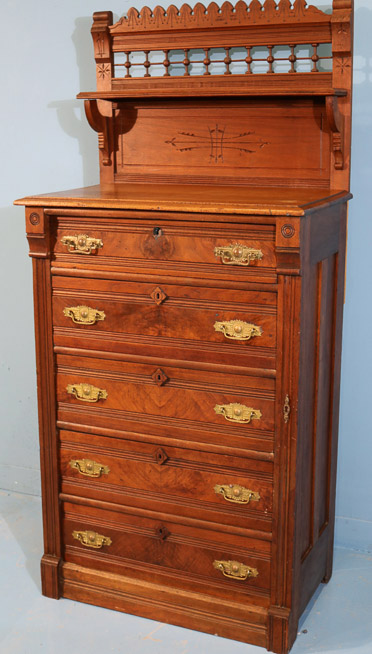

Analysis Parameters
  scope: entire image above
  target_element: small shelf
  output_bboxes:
[77,78,347,101]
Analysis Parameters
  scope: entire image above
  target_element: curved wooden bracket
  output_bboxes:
[84,99,111,166]
[326,96,344,171]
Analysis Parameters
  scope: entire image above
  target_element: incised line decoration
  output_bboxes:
[166,124,269,164]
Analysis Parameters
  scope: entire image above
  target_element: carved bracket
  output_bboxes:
[326,96,344,171]
[84,99,111,166]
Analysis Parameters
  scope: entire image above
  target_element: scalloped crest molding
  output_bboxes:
[110,0,332,33]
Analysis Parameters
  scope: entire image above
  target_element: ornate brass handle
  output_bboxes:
[72,530,112,549]
[213,560,259,581]
[66,383,108,403]
[214,320,262,341]
[214,403,262,424]
[69,458,110,478]
[214,243,263,266]
[214,484,260,504]
[61,234,103,255]
[63,305,106,325]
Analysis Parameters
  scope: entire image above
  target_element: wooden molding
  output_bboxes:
[110,0,330,35]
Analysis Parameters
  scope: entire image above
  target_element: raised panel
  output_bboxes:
[114,99,330,187]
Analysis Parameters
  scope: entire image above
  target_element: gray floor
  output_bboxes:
[1,490,371,654]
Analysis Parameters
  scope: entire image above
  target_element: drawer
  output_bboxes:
[56,354,275,439]
[62,500,271,598]
[52,216,276,284]
[52,276,277,369]
[60,429,273,532]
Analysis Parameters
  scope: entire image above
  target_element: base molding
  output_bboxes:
[41,554,62,598]
[61,562,269,648]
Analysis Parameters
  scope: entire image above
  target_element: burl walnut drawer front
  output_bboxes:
[56,354,275,437]
[60,429,273,532]
[52,217,276,284]
[62,501,271,598]
[52,276,276,369]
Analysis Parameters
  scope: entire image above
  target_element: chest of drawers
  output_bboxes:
[15,1,353,652]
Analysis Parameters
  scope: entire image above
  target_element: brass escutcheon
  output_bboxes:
[69,458,110,478]
[61,234,103,255]
[214,243,263,266]
[66,383,108,403]
[72,530,112,549]
[214,320,262,341]
[283,394,291,423]
[214,484,261,504]
[214,403,262,424]
[213,560,259,580]
[63,305,106,325]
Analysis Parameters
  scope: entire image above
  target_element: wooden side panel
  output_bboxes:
[293,203,347,619]
[114,99,330,188]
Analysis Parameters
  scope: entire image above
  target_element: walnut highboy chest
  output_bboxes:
[16,1,353,652]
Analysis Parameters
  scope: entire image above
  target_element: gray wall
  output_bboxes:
[2,0,371,551]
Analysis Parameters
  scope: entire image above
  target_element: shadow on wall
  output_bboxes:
[48,17,101,187]
[351,5,372,189]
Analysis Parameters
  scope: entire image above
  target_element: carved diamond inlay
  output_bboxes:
[152,368,169,386]
[153,447,169,465]
[151,286,167,305]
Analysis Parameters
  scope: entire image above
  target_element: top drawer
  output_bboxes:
[52,216,276,284]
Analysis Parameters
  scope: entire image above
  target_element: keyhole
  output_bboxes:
[155,291,161,301]
[153,226,162,238]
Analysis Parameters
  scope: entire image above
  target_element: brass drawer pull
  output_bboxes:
[214,243,263,266]
[61,233,103,255]
[214,403,262,424]
[213,560,258,581]
[72,530,112,549]
[214,320,262,341]
[69,458,110,478]
[214,484,260,504]
[66,383,108,403]
[63,305,106,325]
